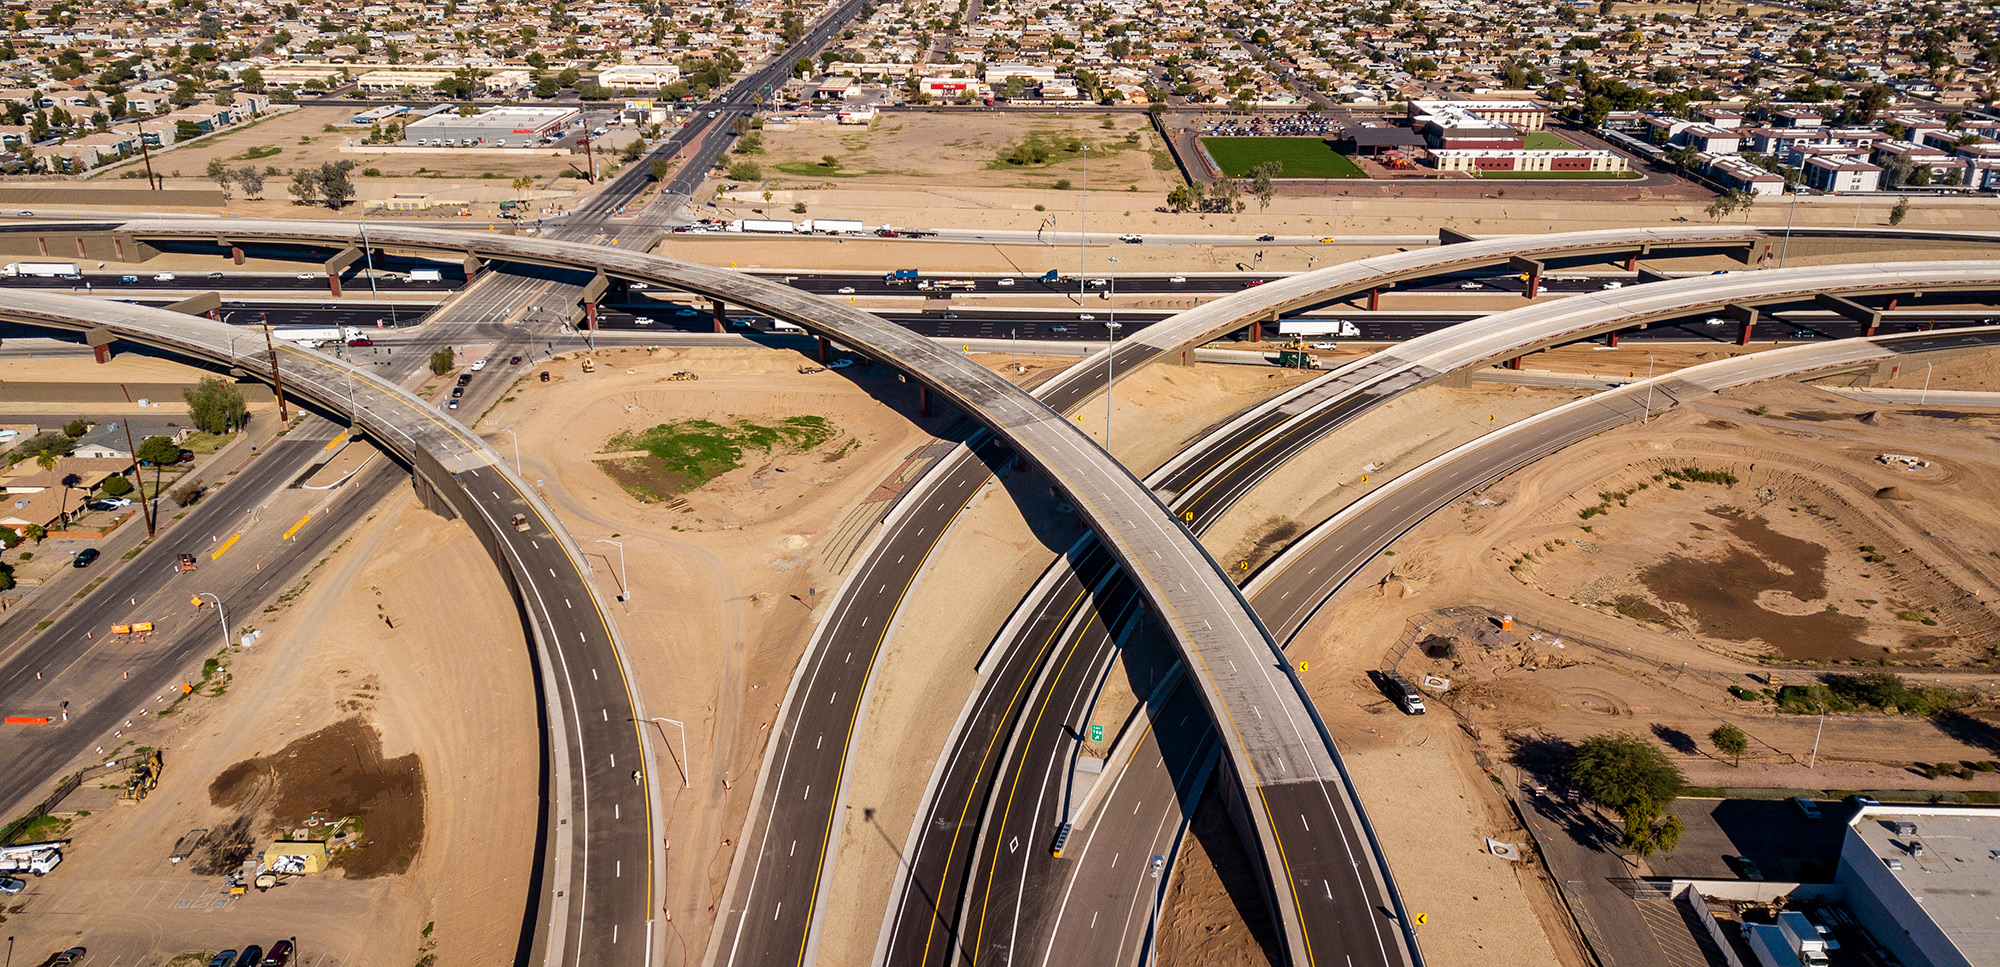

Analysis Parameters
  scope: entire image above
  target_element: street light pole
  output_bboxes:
[648,716,690,788]
[1779,185,1802,268]
[499,427,521,472]
[1105,254,1120,452]
[1809,702,1826,769]
[1641,353,1656,424]
[597,538,628,602]
[1920,361,1933,405]
[194,592,229,650]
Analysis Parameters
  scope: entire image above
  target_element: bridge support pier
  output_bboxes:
[584,301,598,330]
[817,336,831,363]
[712,300,727,333]
[1737,321,1754,345]
[1366,287,1380,311]
[1605,330,1620,348]
[327,274,342,297]
[1624,253,1638,272]
[86,328,115,364]
[1248,319,1262,343]
[917,385,934,417]
[1510,256,1544,299]
[231,246,244,265]
[1507,355,1523,370]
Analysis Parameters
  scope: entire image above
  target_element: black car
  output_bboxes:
[232,946,262,967]
[450,386,464,398]
[72,548,100,568]
[1256,234,1276,241]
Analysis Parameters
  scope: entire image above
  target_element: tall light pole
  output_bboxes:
[597,538,628,602]
[193,592,229,650]
[1641,352,1656,424]
[1778,185,1803,268]
[1105,254,1120,451]
[1809,702,1826,769]
[1919,361,1933,405]
[498,427,521,472]
[648,716,690,788]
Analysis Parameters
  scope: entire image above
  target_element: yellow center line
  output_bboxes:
[324,431,348,451]
[281,514,311,540]
[210,533,241,560]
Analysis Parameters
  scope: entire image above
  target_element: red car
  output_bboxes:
[509,355,523,365]
[1243,279,1265,287]
[347,337,373,346]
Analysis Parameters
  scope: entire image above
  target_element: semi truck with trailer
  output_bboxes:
[726,218,797,234]
[3,262,80,277]
[272,326,365,347]
[799,219,865,235]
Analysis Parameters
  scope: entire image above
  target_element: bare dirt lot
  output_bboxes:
[0,495,537,967]
[1163,369,2000,967]
[754,111,1179,193]
[88,105,591,218]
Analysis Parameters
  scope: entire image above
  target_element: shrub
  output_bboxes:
[99,475,134,497]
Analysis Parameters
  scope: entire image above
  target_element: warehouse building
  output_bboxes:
[404,106,579,147]
[1839,805,2000,967]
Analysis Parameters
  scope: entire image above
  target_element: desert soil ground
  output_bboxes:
[1161,358,2000,967]
[0,492,539,967]
[751,111,1178,194]
[86,106,601,219]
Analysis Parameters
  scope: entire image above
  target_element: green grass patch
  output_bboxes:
[601,416,839,501]
[1521,131,1577,150]
[6,812,73,844]
[774,161,868,178]
[1201,137,1365,178]
[1475,170,1640,180]
[179,431,234,454]
[236,145,282,160]
[1776,672,1965,717]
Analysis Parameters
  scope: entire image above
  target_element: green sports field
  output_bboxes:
[1200,137,1366,178]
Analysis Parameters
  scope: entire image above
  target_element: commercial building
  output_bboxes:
[404,106,579,147]
[1704,154,1787,195]
[1407,99,1548,131]
[595,64,682,89]
[1429,147,1627,174]
[1409,101,1523,150]
[984,63,1056,86]
[1839,805,2000,967]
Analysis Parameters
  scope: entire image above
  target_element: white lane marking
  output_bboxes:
[591,668,598,680]
[532,540,540,549]
[549,568,557,577]
[579,632,587,642]
[802,784,811,800]
[862,616,871,627]
[774,902,783,921]
[610,753,616,767]
[1301,814,1310,832]
[617,860,622,877]
[1253,706,1263,719]
[1091,911,1098,929]
[790,840,797,856]
[844,652,852,663]
[897,554,904,563]
[615,803,620,819]
[566,598,573,608]
[829,692,838,704]
[816,734,823,749]
[601,708,608,721]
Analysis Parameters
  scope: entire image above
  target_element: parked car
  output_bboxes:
[44,948,87,967]
[1730,856,1765,880]
[261,939,294,966]
[72,548,100,568]
[447,399,460,409]
[0,875,24,894]
[232,947,262,967]
[450,386,465,398]
[1119,233,1143,243]
[89,497,132,511]
[1793,797,1823,820]
[207,952,237,967]
[539,371,551,382]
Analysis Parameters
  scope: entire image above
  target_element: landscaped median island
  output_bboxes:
[597,416,844,501]
[1199,136,1366,178]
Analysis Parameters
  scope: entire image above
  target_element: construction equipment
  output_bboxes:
[510,513,531,532]
[122,749,164,802]
[175,553,197,572]
[1276,336,1320,369]
[581,358,596,373]
[667,371,698,381]
[797,365,825,375]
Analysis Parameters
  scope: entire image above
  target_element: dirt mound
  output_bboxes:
[209,717,425,878]
[1876,486,1913,501]
[1859,411,1882,426]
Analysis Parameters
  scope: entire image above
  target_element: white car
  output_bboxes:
[1118,233,1143,243]
[836,286,856,294]
[1601,281,1625,289]
[152,272,177,281]
[470,359,487,372]
[996,278,1015,287]
[1458,280,1483,289]
[1703,316,1728,326]
[1310,341,1337,349]
[296,272,317,280]
[628,281,648,290]
[1078,313,1096,320]
[1169,275,1187,283]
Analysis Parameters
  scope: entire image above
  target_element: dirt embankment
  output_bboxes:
[209,717,425,879]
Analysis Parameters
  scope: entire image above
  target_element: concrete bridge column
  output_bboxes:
[917,385,934,417]
[584,301,598,330]
[1737,320,1755,346]
[1605,330,1620,348]
[817,336,831,363]
[712,300,727,333]
[327,274,343,297]
[1248,319,1262,343]
[1624,253,1638,271]
[1507,355,1523,370]
[1366,287,1381,311]
[231,246,244,265]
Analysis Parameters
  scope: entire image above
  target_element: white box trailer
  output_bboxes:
[800,219,864,235]
[3,262,79,277]
[727,219,797,234]
[272,325,364,345]
[1277,320,1361,337]
[407,269,444,283]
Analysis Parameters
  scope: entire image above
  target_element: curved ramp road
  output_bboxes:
[888,261,2000,967]
[0,292,660,967]
[17,217,1392,966]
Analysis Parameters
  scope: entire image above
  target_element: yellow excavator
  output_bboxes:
[122,749,163,802]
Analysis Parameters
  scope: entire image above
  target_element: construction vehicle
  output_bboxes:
[1276,336,1321,369]
[667,371,698,381]
[581,358,596,373]
[510,513,531,532]
[797,365,825,375]
[122,749,163,802]
[175,553,197,573]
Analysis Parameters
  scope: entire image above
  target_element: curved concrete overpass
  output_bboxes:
[0,290,660,967]
[23,218,1382,966]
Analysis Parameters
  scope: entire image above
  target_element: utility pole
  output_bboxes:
[1809,702,1826,769]
[118,412,155,537]
[130,118,159,190]
[262,323,291,423]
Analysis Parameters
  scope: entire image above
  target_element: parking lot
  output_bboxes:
[1650,797,1857,883]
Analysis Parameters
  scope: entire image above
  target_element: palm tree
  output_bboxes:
[59,473,82,528]
[23,523,45,545]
